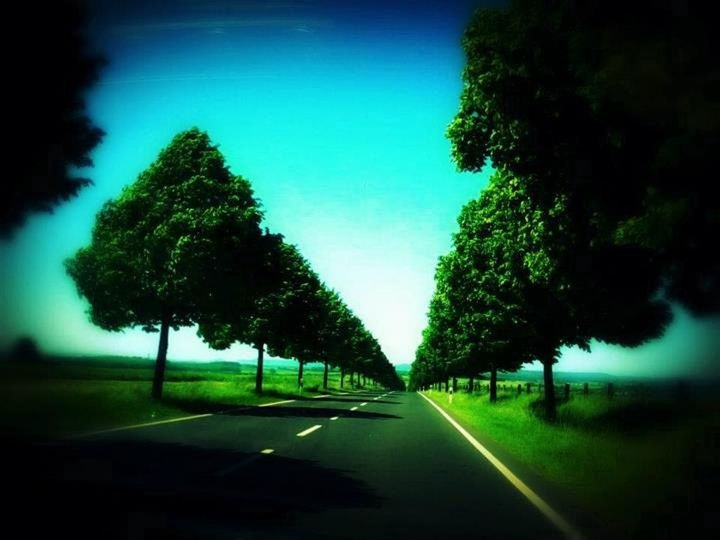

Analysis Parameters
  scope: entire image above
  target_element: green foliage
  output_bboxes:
[3,1,105,236]
[413,170,670,418]
[66,128,267,397]
[448,0,719,313]
[67,128,264,331]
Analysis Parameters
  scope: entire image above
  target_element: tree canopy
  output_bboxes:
[447,0,719,314]
[417,0,713,418]
[66,128,267,398]
[413,171,670,418]
[3,0,105,236]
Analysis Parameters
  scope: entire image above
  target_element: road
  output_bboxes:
[7,390,571,539]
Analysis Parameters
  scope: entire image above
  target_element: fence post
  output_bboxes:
[526,383,532,394]
[517,384,522,394]
[607,382,615,398]
[583,382,589,395]
[564,383,570,400]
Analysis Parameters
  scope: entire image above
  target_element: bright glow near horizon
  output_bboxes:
[1,0,718,377]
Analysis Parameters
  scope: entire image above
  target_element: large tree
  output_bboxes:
[4,0,105,236]
[66,128,266,399]
[458,172,670,419]
[448,0,719,314]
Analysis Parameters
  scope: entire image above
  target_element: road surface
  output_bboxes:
[8,390,573,539]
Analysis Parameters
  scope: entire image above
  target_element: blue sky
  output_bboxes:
[1,0,718,376]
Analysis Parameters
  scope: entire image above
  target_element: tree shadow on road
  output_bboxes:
[296,397,401,405]
[219,406,401,421]
[330,391,390,399]
[6,438,384,539]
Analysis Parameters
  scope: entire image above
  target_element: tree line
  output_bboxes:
[410,0,718,420]
[66,129,404,398]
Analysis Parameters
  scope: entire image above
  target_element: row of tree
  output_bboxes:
[66,129,403,398]
[411,0,718,420]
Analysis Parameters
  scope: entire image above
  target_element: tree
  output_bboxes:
[3,1,105,236]
[457,172,670,419]
[7,337,42,363]
[448,0,719,314]
[66,128,266,399]
[416,246,526,402]
[198,240,326,394]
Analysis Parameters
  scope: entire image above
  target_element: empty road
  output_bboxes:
[8,390,576,539]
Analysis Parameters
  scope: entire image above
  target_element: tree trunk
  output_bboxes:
[489,366,497,403]
[323,361,329,389]
[363,375,366,387]
[151,317,170,400]
[468,376,474,393]
[543,358,557,421]
[340,369,345,388]
[298,360,304,388]
[452,377,457,393]
[255,343,264,394]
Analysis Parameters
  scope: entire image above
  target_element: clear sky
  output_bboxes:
[0,0,717,377]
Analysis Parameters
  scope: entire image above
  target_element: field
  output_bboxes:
[424,378,720,538]
[0,355,352,440]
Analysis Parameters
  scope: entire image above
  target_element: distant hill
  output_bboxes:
[393,364,412,373]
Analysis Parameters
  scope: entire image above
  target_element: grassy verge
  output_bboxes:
[0,359,350,439]
[423,387,720,538]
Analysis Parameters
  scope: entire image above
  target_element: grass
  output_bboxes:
[0,358,354,440]
[424,384,720,538]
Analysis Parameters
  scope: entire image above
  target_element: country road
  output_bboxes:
[7,391,573,539]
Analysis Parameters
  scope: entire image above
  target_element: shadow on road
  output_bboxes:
[219,406,402,421]
[297,397,401,405]
[329,392,390,399]
[6,438,384,539]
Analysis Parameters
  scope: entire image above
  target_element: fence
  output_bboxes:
[452,379,681,400]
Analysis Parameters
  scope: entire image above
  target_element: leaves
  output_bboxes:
[66,128,265,333]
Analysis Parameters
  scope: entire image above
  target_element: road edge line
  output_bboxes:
[69,398,297,438]
[417,391,584,540]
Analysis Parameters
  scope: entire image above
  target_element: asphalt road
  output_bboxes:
[7,390,569,539]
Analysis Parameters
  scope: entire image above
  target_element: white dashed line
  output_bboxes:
[330,416,339,421]
[296,425,322,437]
[70,398,298,439]
[67,413,214,438]
[350,406,358,411]
[258,399,296,407]
[260,449,274,454]
[360,402,368,406]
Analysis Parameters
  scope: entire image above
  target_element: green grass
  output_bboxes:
[0,359,352,439]
[424,386,720,538]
